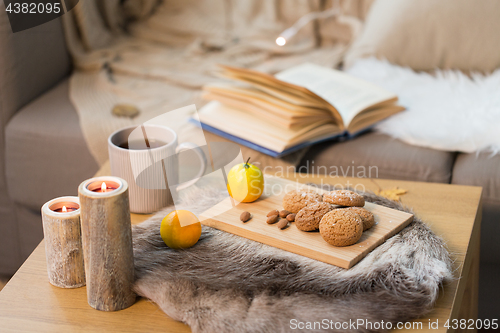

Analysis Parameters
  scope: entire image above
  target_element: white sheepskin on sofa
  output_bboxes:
[346,58,500,154]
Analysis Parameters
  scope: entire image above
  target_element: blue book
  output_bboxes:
[192,119,351,157]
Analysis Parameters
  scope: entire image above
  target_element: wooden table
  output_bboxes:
[0,170,482,332]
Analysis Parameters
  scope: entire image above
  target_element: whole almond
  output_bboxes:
[279,210,291,218]
[277,219,289,229]
[240,211,251,222]
[267,210,279,217]
[266,215,279,224]
[286,213,296,222]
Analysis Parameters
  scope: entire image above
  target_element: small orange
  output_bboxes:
[160,210,202,249]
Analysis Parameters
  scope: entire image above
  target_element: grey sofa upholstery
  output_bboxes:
[1,12,498,319]
[4,79,99,261]
[452,153,500,264]
[0,12,72,274]
[6,80,99,211]
[299,132,457,183]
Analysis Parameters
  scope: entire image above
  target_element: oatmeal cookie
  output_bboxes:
[323,190,365,207]
[345,207,375,231]
[295,202,333,231]
[282,190,322,213]
[319,209,363,247]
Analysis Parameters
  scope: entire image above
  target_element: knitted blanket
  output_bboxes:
[62,0,371,166]
[131,185,453,333]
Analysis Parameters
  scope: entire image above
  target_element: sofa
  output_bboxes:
[1,1,499,320]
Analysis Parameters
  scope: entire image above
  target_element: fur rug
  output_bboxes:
[132,185,453,333]
[346,57,500,154]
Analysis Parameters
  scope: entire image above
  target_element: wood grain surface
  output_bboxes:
[0,169,482,332]
[41,207,85,288]
[200,176,414,268]
[78,179,136,311]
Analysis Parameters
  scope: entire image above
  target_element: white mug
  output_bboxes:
[108,125,207,213]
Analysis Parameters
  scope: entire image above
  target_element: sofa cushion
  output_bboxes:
[299,132,455,183]
[344,0,500,73]
[0,12,71,274]
[202,130,307,170]
[452,152,500,202]
[452,152,500,264]
[5,80,99,210]
[14,203,44,261]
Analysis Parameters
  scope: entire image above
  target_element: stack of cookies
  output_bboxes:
[282,189,375,247]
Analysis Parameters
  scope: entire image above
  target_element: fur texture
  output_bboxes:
[132,185,453,333]
[346,57,500,154]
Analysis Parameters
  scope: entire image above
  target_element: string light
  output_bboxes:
[276,2,341,46]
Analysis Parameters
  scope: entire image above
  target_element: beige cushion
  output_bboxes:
[344,0,500,72]
[5,80,99,210]
[300,132,455,184]
[452,152,500,203]
[0,11,70,275]
[202,131,307,171]
[452,152,500,263]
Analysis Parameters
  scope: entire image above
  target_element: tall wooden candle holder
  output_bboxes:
[78,176,136,311]
[41,196,85,288]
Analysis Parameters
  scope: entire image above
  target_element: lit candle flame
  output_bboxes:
[101,182,107,192]
[62,206,67,213]
[276,36,286,46]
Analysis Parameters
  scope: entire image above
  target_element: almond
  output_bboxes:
[266,215,279,224]
[277,219,289,229]
[286,213,296,222]
[279,210,291,218]
[240,211,251,222]
[267,210,279,217]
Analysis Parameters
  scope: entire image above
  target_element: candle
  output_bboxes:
[41,196,85,288]
[78,176,136,311]
[50,201,80,213]
[87,180,119,193]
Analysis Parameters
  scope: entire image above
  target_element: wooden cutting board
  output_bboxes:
[200,176,413,269]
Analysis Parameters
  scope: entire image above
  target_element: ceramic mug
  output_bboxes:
[108,125,207,213]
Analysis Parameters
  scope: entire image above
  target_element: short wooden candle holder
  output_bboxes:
[78,176,136,311]
[41,196,85,288]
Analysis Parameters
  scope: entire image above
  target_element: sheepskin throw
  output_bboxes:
[132,186,452,333]
[346,57,500,154]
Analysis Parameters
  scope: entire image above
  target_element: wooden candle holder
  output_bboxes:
[41,196,85,288]
[78,176,136,311]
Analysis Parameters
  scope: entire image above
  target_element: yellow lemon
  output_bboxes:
[160,210,202,249]
[227,158,264,203]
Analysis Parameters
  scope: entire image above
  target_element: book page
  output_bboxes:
[203,92,331,128]
[198,101,340,152]
[347,105,405,134]
[204,84,330,116]
[217,69,325,108]
[218,65,344,126]
[276,63,397,126]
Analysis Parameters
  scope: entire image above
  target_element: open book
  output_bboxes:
[198,63,404,157]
